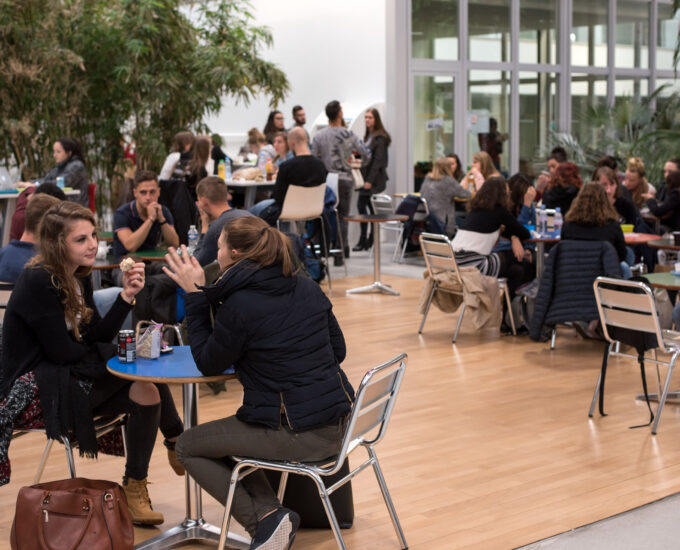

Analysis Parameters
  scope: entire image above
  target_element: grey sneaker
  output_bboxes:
[250,507,300,550]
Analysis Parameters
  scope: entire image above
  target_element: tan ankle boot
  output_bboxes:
[122,477,164,526]
[167,447,185,476]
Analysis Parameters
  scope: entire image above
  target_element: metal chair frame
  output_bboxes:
[370,194,402,259]
[217,354,409,550]
[14,414,128,483]
[419,233,515,343]
[277,183,333,289]
[589,276,680,434]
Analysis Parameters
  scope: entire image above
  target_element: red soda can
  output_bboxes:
[118,330,136,363]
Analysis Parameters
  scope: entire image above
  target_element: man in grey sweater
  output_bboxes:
[311,100,369,257]
[194,176,252,266]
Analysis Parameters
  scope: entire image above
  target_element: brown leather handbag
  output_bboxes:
[10,477,134,550]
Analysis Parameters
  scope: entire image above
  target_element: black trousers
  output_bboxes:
[356,193,374,241]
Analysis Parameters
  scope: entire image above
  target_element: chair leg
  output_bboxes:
[652,353,679,434]
[62,436,77,479]
[277,472,289,503]
[218,463,247,550]
[120,423,128,458]
[308,471,347,550]
[453,303,466,343]
[550,328,556,350]
[501,284,516,335]
[34,438,55,484]
[368,447,408,550]
[588,343,611,417]
[319,216,332,290]
[392,226,404,262]
[419,285,436,334]
[334,210,348,276]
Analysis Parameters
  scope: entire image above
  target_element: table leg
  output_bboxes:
[243,187,256,210]
[134,383,250,550]
[347,222,399,296]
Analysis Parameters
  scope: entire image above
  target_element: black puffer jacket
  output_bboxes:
[184,261,354,431]
[530,240,622,341]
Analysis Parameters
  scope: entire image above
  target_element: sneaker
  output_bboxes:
[250,507,300,550]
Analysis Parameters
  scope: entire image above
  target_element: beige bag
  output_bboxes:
[349,157,364,190]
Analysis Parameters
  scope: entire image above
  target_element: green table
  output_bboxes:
[643,272,680,290]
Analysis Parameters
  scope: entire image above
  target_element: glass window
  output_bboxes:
[467,70,510,174]
[469,1,511,62]
[412,0,458,60]
[614,77,649,110]
[413,75,454,189]
[572,0,608,67]
[519,0,558,65]
[519,72,558,178]
[571,73,607,150]
[657,5,679,71]
[615,0,649,68]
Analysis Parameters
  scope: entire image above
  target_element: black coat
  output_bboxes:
[542,185,579,215]
[360,134,389,196]
[184,261,354,431]
[647,189,680,232]
[530,240,622,341]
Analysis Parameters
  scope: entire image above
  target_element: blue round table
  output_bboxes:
[107,346,245,550]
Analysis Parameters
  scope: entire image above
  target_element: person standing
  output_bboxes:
[353,109,391,251]
[312,100,369,258]
[263,111,285,144]
[290,105,310,142]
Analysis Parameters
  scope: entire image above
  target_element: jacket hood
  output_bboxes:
[201,260,296,305]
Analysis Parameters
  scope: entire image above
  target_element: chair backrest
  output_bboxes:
[325,173,339,208]
[334,354,407,467]
[419,233,464,289]
[0,282,14,322]
[371,194,395,216]
[414,196,429,221]
[279,183,327,221]
[593,276,663,352]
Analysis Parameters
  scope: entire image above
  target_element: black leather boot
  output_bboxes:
[352,237,368,252]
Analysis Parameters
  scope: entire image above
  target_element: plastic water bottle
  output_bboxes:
[538,205,548,234]
[553,207,563,235]
[187,225,199,255]
[56,176,65,189]
[224,159,231,181]
[217,159,226,180]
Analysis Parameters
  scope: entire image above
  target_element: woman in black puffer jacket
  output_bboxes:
[166,215,354,549]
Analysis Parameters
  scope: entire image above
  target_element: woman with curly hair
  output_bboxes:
[452,177,530,286]
[562,182,630,277]
[542,161,582,214]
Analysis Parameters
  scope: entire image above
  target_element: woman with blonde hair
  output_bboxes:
[0,202,183,524]
[420,157,471,236]
[625,157,655,208]
[462,151,501,191]
[166,216,354,549]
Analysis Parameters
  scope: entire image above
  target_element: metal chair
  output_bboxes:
[419,233,515,343]
[217,354,409,550]
[277,183,333,289]
[370,194,402,257]
[589,276,680,434]
[325,173,348,276]
[14,414,127,483]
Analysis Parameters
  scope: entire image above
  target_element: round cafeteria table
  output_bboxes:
[643,272,680,290]
[647,238,680,251]
[107,346,246,550]
[344,214,408,296]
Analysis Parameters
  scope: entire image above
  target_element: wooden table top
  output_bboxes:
[107,345,235,384]
[647,238,680,250]
[344,214,408,223]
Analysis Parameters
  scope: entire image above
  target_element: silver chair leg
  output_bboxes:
[62,436,77,479]
[392,226,404,262]
[319,215,332,290]
[34,438,55,484]
[277,472,289,503]
[499,280,516,335]
[368,447,408,550]
[308,471,347,550]
[550,328,556,350]
[418,285,436,334]
[120,423,128,458]
[219,463,246,550]
[652,352,679,434]
[453,303,466,343]
[588,343,611,417]
[334,210,348,276]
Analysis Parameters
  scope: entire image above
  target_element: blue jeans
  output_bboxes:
[249,198,275,216]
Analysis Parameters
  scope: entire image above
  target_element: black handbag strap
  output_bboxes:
[629,353,654,429]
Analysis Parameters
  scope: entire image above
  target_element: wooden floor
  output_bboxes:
[3,274,680,549]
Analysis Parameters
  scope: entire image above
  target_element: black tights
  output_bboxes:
[497,249,535,298]
[89,373,183,480]
[356,193,374,241]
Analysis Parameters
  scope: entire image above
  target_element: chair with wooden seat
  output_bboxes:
[277,183,332,288]
[217,353,409,550]
[419,233,515,343]
[589,276,680,434]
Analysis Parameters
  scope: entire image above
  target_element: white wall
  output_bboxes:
[204,0,386,154]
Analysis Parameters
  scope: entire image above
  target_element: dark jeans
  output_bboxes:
[176,414,346,536]
[356,193,374,241]
[497,249,535,298]
[89,372,184,480]
[337,179,353,250]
